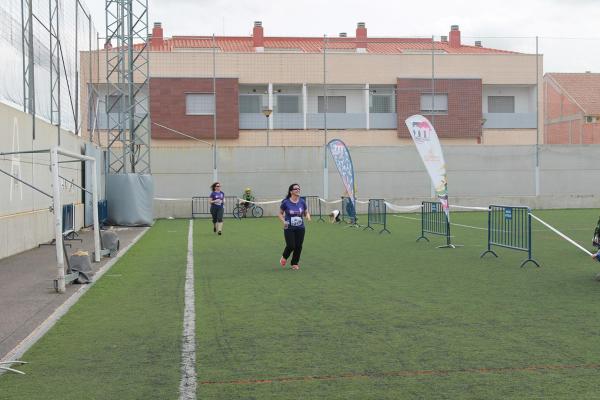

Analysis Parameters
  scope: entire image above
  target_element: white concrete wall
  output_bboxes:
[0,102,88,259]
[151,144,600,218]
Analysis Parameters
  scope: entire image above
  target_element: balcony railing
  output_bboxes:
[274,113,303,129]
[307,113,367,129]
[240,113,268,129]
[483,113,537,129]
[239,112,398,130]
[370,113,397,129]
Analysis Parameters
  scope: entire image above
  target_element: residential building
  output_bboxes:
[544,72,600,144]
[81,22,543,147]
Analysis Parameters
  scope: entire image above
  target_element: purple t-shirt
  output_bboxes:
[280,197,308,230]
[210,191,225,208]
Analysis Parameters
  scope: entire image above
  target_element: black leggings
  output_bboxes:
[210,205,224,223]
[282,229,305,266]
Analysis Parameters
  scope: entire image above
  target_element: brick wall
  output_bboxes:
[150,77,239,140]
[545,80,582,120]
[583,123,600,143]
[543,78,588,144]
[396,78,482,138]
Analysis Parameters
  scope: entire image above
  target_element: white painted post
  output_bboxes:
[91,158,101,262]
[323,143,329,200]
[365,83,370,130]
[323,166,328,200]
[268,83,273,130]
[302,83,307,130]
[51,147,65,293]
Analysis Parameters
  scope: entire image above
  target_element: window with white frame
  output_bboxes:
[370,94,393,113]
[239,95,263,113]
[276,95,300,113]
[488,96,515,113]
[318,96,346,113]
[185,93,214,115]
[420,94,448,113]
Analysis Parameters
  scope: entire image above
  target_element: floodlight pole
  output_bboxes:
[212,34,218,182]
[323,34,329,200]
[535,36,540,196]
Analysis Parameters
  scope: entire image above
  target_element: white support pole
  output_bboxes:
[50,147,65,293]
[365,83,370,130]
[268,83,273,130]
[323,143,329,200]
[302,83,307,130]
[91,158,101,262]
[323,166,328,200]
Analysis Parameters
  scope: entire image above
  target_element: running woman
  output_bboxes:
[278,183,311,270]
[209,182,225,235]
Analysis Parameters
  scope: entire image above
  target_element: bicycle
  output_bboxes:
[233,203,264,219]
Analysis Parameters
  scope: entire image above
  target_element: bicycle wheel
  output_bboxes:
[232,206,243,219]
[252,206,264,218]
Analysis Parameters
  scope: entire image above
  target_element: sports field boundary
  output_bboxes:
[179,220,197,399]
[0,227,150,371]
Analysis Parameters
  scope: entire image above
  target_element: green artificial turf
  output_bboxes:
[2,210,600,399]
[0,220,188,400]
[195,209,600,399]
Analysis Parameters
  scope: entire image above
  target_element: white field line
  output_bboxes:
[392,214,487,231]
[0,227,150,371]
[452,222,487,231]
[392,214,419,222]
[179,220,197,400]
[391,214,591,234]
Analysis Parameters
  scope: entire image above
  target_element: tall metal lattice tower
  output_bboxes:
[49,0,61,141]
[105,0,151,174]
[21,0,35,139]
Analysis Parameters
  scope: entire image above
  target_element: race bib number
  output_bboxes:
[290,216,303,227]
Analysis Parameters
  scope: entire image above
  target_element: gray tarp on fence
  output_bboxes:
[106,174,154,226]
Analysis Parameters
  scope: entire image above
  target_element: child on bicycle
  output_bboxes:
[241,187,255,217]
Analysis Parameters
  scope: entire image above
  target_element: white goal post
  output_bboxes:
[50,146,101,293]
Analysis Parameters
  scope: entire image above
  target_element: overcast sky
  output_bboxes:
[85,0,600,72]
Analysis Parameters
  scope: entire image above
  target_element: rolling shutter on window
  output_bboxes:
[186,94,215,115]
[318,96,346,113]
[488,96,515,113]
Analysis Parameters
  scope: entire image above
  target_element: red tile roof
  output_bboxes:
[546,73,600,115]
[146,36,516,55]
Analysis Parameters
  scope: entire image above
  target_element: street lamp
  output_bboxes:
[262,107,272,146]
